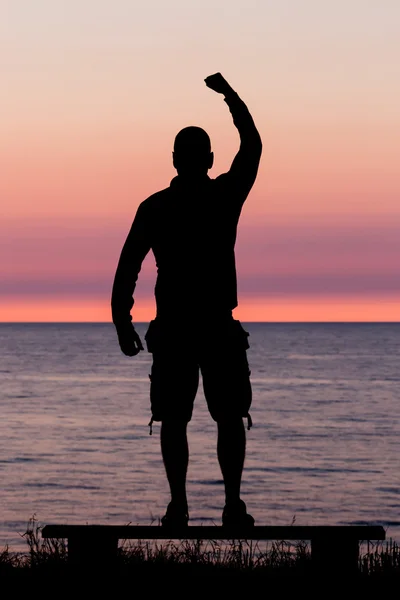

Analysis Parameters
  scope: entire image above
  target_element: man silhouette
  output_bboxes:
[111,73,262,527]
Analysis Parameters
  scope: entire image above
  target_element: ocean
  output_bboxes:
[0,322,399,551]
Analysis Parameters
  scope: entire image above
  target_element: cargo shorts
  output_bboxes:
[145,317,252,425]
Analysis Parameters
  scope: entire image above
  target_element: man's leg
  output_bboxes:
[217,417,254,525]
[147,321,197,525]
[160,419,189,510]
[217,417,246,505]
[201,318,253,525]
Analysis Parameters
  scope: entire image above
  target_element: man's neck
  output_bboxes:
[171,173,210,187]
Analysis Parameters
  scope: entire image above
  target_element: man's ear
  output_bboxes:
[208,152,214,170]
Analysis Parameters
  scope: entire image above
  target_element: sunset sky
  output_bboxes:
[2,0,399,321]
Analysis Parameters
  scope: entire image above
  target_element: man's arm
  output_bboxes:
[111,203,151,356]
[205,73,262,197]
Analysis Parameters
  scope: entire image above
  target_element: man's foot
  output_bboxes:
[161,501,189,528]
[222,499,255,527]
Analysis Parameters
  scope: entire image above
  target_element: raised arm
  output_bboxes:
[111,202,151,356]
[205,73,262,196]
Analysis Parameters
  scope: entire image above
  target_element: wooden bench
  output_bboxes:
[41,524,385,574]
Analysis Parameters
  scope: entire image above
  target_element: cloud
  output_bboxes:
[2,216,399,299]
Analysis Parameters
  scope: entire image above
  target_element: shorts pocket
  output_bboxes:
[232,320,250,350]
[145,319,158,353]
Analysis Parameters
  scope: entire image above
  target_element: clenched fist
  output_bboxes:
[204,73,234,96]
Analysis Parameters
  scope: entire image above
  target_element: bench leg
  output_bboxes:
[68,534,119,568]
[311,537,359,576]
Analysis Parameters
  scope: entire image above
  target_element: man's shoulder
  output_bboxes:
[209,171,252,210]
[211,171,237,192]
[138,187,172,211]
[212,172,230,185]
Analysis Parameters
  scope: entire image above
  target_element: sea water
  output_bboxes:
[0,322,399,551]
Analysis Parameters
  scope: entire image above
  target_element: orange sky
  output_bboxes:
[2,1,399,321]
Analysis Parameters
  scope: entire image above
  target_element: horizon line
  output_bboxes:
[1,321,399,325]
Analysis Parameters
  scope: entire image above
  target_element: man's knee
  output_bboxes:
[216,415,245,429]
[161,418,189,431]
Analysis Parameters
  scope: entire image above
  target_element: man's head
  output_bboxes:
[173,126,214,176]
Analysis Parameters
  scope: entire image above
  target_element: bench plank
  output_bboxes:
[42,524,386,541]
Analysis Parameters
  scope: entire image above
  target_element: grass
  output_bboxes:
[0,516,399,583]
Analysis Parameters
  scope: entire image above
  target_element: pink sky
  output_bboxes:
[2,1,399,321]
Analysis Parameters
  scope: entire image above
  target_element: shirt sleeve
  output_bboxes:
[222,91,262,203]
[111,202,151,327]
